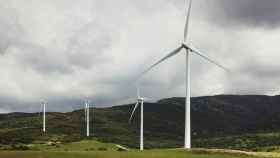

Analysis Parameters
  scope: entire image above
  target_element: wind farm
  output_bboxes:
[2,96,280,157]
[0,0,280,158]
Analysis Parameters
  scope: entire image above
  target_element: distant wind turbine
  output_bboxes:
[41,101,46,133]
[138,0,229,149]
[84,100,90,137]
[129,87,147,151]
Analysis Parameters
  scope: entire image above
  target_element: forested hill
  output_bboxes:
[1,95,280,150]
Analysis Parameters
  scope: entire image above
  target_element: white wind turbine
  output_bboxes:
[138,0,229,149]
[129,87,147,151]
[41,101,47,133]
[84,100,90,137]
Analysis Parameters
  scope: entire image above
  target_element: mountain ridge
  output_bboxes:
[1,94,280,150]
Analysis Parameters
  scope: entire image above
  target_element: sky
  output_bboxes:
[0,0,280,113]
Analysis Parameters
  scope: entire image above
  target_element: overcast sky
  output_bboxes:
[0,0,280,113]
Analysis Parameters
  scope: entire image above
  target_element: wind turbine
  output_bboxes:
[129,87,146,151]
[138,0,229,149]
[84,100,90,137]
[41,101,46,133]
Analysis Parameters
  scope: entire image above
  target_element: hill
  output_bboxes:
[1,95,280,151]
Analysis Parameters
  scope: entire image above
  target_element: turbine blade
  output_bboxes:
[139,46,183,78]
[129,102,139,123]
[187,45,230,72]
[184,0,193,42]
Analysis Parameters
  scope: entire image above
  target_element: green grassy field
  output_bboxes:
[0,150,258,158]
[1,140,280,158]
[27,140,118,151]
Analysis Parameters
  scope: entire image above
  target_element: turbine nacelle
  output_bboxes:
[182,43,191,51]
[181,42,187,48]
[137,97,148,102]
[137,98,144,102]
[129,89,147,123]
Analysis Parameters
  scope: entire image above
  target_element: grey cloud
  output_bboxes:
[206,0,280,28]
[0,7,24,55]
[9,42,73,75]
[222,58,280,95]
[0,4,73,75]
[0,0,280,113]
[67,20,113,69]
[242,62,280,80]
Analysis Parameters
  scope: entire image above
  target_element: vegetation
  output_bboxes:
[0,150,262,158]
[1,95,280,151]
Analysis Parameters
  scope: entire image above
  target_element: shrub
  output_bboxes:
[97,147,107,151]
[11,144,30,151]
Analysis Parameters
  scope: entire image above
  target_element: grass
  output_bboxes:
[0,139,270,158]
[0,150,256,158]
[28,140,118,151]
[1,139,280,157]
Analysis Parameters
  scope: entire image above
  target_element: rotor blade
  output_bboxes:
[129,102,139,123]
[184,0,193,42]
[187,45,230,72]
[138,46,183,78]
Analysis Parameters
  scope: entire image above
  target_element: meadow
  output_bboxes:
[0,150,263,158]
[1,140,280,158]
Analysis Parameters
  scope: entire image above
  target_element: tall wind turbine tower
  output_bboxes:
[41,101,46,133]
[85,100,90,137]
[138,0,229,149]
[129,87,146,150]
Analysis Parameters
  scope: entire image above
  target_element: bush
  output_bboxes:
[97,147,107,151]
[11,144,30,151]
[89,147,95,151]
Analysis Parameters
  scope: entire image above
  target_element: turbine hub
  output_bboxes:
[182,42,187,48]
[182,43,191,51]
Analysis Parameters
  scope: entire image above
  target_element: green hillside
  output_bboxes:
[1,95,280,151]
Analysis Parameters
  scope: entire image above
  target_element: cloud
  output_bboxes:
[0,6,24,55]
[0,0,279,112]
[205,0,280,28]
